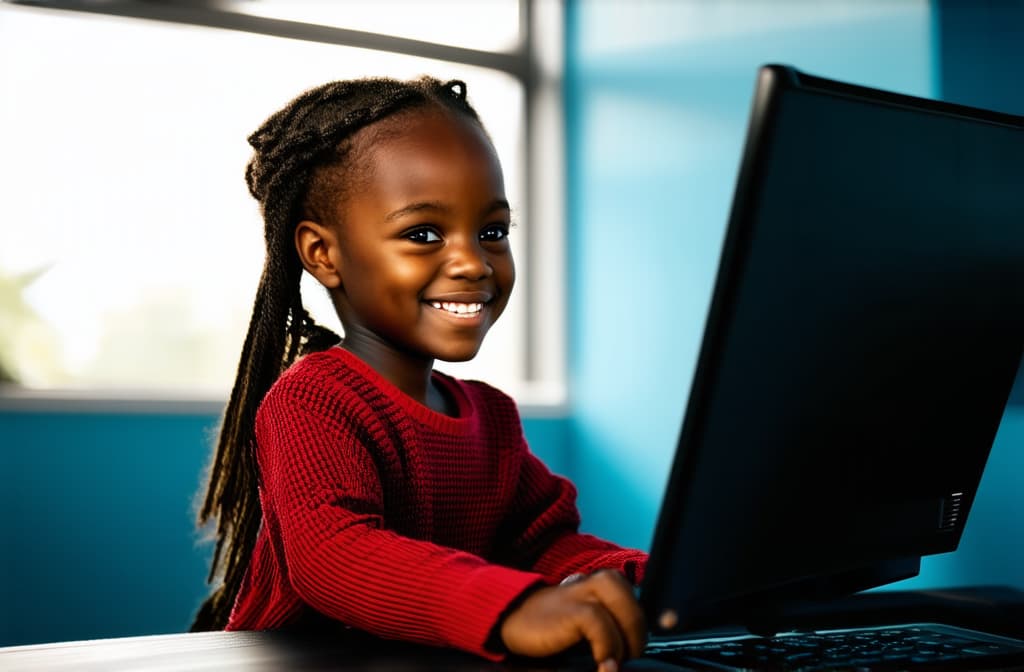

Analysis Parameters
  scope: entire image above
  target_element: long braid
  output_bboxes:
[192,76,482,631]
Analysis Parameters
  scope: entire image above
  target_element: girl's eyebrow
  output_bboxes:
[384,199,511,222]
[485,199,513,217]
[385,201,450,222]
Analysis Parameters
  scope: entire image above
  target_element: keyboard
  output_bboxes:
[643,623,1024,671]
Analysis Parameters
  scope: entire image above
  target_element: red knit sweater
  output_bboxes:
[225,347,647,659]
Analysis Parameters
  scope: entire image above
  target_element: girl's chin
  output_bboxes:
[432,349,482,364]
[423,331,489,363]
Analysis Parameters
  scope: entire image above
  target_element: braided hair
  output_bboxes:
[192,76,484,631]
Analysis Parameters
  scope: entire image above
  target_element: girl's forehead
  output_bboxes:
[358,106,493,159]
[356,108,502,181]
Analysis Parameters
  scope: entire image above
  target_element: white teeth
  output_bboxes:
[429,301,483,317]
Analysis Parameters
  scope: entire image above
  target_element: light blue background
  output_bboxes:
[1,0,1021,648]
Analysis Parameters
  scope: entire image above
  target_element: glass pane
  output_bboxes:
[227,0,522,53]
[0,5,525,395]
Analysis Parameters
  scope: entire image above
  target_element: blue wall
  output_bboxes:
[564,0,1024,587]
[0,408,569,647]
[0,411,215,645]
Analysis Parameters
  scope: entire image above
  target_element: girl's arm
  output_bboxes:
[494,443,648,585]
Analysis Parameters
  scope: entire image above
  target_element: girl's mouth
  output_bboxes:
[429,301,484,318]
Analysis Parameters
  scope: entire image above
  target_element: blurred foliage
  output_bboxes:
[0,267,65,386]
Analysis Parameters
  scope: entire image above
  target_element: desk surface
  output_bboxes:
[0,630,712,672]
[4,587,1023,671]
[0,630,535,672]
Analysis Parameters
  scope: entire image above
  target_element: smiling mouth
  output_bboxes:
[429,301,484,318]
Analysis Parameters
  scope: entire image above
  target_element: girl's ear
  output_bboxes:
[294,220,343,289]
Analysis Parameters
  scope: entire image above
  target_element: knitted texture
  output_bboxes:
[225,347,647,658]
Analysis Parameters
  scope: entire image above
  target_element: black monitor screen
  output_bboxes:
[642,65,1024,635]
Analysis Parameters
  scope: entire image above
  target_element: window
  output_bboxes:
[0,0,565,406]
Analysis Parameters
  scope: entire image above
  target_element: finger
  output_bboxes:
[580,570,648,658]
[574,599,627,668]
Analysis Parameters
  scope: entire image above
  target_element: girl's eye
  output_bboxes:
[480,224,510,242]
[406,227,442,244]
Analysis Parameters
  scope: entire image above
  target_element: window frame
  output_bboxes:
[0,0,567,415]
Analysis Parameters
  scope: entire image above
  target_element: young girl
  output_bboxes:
[193,76,648,671]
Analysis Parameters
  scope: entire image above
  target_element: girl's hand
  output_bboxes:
[499,569,647,672]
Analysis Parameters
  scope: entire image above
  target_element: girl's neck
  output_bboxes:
[339,332,446,412]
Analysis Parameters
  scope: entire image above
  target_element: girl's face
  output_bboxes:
[328,107,515,365]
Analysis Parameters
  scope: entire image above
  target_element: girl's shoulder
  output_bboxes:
[274,346,358,386]
[260,347,381,413]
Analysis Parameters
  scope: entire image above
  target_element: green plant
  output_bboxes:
[0,267,57,385]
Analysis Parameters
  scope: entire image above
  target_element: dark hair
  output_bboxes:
[192,76,484,631]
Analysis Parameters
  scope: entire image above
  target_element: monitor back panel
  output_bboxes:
[642,65,1024,634]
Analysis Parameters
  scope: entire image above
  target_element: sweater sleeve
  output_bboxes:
[254,382,544,659]
[497,440,649,586]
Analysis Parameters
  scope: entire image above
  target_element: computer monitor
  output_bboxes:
[641,64,1024,635]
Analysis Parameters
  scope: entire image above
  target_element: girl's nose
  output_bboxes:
[446,238,493,280]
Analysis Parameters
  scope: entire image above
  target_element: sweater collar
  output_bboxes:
[326,346,476,430]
